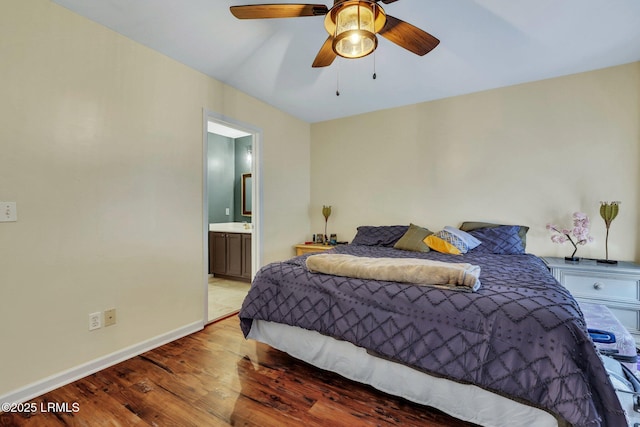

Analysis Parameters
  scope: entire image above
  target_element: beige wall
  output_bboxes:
[311,62,640,261]
[0,0,310,397]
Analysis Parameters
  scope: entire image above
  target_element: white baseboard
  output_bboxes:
[0,321,203,405]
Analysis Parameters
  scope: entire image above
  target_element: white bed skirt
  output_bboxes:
[248,319,560,427]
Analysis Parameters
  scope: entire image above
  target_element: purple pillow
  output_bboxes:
[351,225,409,247]
[469,225,525,255]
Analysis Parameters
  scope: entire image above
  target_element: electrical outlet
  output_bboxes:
[225,207,230,216]
[89,312,101,331]
[104,308,116,327]
[0,202,17,222]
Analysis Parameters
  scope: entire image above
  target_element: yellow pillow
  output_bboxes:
[424,235,462,255]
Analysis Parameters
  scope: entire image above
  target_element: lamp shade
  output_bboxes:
[324,1,386,59]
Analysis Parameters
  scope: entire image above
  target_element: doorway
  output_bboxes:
[203,111,261,324]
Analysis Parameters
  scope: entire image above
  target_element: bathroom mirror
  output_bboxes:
[242,173,252,216]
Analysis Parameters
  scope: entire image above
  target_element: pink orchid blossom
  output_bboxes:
[547,212,594,259]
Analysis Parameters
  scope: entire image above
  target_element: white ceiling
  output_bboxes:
[51,0,640,123]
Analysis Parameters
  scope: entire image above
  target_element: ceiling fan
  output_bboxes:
[230,1,440,68]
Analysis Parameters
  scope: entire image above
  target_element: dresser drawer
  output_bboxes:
[560,271,640,302]
[294,244,334,256]
[544,257,640,344]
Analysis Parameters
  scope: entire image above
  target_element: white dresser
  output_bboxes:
[544,257,640,345]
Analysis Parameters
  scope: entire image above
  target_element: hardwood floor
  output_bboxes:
[1,317,475,427]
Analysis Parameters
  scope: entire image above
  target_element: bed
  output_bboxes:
[238,224,626,427]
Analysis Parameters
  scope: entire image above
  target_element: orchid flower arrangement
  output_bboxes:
[546,212,594,260]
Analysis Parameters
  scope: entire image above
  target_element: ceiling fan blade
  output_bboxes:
[312,36,337,68]
[377,0,400,3]
[378,15,440,56]
[230,4,328,19]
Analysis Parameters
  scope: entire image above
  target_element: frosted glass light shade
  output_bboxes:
[324,1,386,59]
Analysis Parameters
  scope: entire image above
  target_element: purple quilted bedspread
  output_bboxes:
[239,245,625,426]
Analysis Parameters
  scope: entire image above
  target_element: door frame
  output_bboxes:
[202,109,262,324]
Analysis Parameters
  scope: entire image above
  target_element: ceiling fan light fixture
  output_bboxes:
[325,1,386,59]
[334,30,376,59]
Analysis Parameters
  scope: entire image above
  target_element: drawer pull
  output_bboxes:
[593,282,604,290]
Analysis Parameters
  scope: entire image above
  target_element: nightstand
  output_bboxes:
[294,243,335,256]
[544,257,640,344]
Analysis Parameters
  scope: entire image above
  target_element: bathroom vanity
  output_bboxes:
[209,223,252,282]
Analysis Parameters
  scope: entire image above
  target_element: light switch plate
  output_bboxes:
[0,202,17,222]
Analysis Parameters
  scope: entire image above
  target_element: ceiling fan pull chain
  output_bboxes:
[373,53,377,80]
[336,60,340,96]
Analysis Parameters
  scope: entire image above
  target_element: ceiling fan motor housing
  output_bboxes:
[325,0,387,58]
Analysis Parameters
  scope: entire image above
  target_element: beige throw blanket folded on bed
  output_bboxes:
[306,254,481,292]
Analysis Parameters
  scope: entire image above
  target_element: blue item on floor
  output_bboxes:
[581,302,638,374]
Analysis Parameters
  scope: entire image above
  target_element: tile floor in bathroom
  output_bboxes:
[208,276,251,323]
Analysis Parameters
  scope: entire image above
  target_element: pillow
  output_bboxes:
[393,223,434,252]
[460,221,529,249]
[468,225,525,255]
[351,225,409,247]
[424,235,462,255]
[443,226,481,251]
[427,227,480,254]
